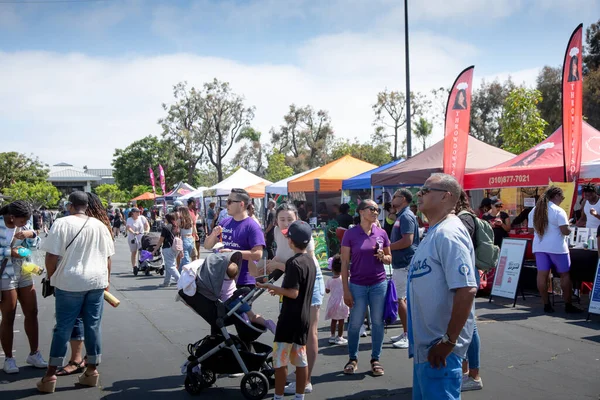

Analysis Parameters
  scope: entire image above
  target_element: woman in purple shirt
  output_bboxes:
[341,199,392,377]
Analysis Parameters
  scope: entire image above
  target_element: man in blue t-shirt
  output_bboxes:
[389,188,420,349]
[407,173,477,400]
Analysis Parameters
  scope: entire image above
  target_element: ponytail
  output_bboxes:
[533,186,563,237]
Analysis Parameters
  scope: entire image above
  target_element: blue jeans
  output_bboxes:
[466,322,480,370]
[70,315,84,341]
[347,280,386,361]
[163,247,180,285]
[179,237,195,270]
[49,289,104,367]
[413,352,463,400]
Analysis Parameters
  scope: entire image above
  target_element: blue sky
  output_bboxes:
[0,0,598,168]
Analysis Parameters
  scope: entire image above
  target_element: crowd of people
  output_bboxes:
[1,173,590,399]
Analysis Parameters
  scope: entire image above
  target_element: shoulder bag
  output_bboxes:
[0,259,8,303]
[42,217,89,298]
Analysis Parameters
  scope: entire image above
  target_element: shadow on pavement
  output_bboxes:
[325,387,412,399]
[319,342,374,356]
[101,374,184,399]
[117,285,171,292]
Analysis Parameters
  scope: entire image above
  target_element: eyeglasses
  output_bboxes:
[360,206,380,213]
[227,199,242,205]
[418,186,448,195]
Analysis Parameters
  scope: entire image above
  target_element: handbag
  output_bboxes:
[42,217,89,298]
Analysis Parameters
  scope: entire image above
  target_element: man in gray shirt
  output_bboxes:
[407,173,477,400]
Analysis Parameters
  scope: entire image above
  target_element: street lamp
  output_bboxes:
[404,0,412,158]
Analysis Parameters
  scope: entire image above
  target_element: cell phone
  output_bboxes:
[255,275,269,284]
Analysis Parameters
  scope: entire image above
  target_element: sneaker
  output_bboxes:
[284,381,313,394]
[328,336,337,344]
[390,334,403,343]
[461,375,483,391]
[543,303,555,313]
[359,324,368,337]
[286,370,296,383]
[334,336,348,345]
[565,303,583,314]
[159,283,171,287]
[392,332,409,349]
[26,351,48,369]
[3,358,19,374]
[264,320,277,334]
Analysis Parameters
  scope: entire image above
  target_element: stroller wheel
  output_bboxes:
[133,267,139,276]
[202,368,216,387]
[184,375,203,395]
[159,267,165,276]
[145,269,151,276]
[240,371,269,400]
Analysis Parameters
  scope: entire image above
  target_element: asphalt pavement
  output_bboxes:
[1,237,600,399]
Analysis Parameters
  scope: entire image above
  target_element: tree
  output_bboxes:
[112,136,187,191]
[94,184,128,204]
[265,152,294,182]
[584,67,600,130]
[270,105,334,173]
[535,66,562,135]
[4,181,60,209]
[584,19,600,73]
[159,82,207,184]
[199,78,255,181]
[413,118,433,152]
[330,138,393,166]
[499,88,548,154]
[470,78,516,147]
[372,90,426,160]
[232,127,266,176]
[0,152,48,191]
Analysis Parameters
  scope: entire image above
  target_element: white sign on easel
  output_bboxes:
[588,261,600,318]
[491,238,528,300]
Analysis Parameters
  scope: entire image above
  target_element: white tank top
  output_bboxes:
[584,199,600,230]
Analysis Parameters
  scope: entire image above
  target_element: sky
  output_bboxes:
[0,0,598,169]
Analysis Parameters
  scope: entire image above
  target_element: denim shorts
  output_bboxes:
[412,352,463,400]
[311,269,325,306]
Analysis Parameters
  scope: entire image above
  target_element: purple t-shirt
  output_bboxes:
[341,224,390,286]
[219,217,266,286]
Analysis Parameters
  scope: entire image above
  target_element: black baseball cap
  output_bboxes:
[281,221,312,245]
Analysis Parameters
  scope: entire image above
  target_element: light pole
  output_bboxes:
[404,0,412,158]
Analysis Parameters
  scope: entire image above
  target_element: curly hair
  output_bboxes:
[455,190,474,214]
[533,186,564,237]
[0,200,32,219]
[85,193,113,237]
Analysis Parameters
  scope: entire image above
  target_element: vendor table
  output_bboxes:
[569,248,597,284]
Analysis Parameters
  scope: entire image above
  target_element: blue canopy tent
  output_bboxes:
[342,160,404,191]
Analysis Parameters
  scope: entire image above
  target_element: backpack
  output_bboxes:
[458,211,499,271]
[383,278,398,325]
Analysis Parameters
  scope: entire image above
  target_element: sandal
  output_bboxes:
[36,376,57,393]
[56,359,85,376]
[343,359,358,375]
[371,360,384,376]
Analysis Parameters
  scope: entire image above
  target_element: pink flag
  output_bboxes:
[149,168,156,196]
[158,165,167,214]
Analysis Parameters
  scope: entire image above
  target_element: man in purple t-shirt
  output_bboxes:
[204,188,266,289]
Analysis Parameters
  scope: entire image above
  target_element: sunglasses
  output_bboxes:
[227,199,242,205]
[360,206,380,213]
[418,186,448,195]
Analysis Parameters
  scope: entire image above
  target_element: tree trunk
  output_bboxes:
[393,126,399,160]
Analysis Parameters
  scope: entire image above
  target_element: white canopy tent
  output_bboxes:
[179,187,209,201]
[209,168,272,196]
[265,168,318,196]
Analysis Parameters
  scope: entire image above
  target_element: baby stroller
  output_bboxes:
[178,252,283,400]
[134,233,165,276]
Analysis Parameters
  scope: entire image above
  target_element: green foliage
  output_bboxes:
[4,181,60,209]
[0,152,49,191]
[130,184,154,209]
[413,118,433,152]
[94,184,128,204]
[112,136,187,191]
[233,127,265,175]
[535,66,562,135]
[584,67,600,130]
[499,88,548,154]
[584,19,600,73]
[265,152,294,182]
[270,105,334,173]
[470,78,516,147]
[330,139,392,166]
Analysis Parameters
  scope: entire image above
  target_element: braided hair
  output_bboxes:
[533,186,564,238]
[86,193,113,238]
[0,200,32,219]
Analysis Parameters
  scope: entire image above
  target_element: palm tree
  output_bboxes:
[414,117,433,152]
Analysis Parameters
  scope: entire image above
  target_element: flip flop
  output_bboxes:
[56,360,85,376]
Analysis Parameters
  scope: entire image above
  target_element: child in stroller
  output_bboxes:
[134,233,165,276]
[178,251,283,400]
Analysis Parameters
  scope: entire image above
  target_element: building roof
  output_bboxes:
[85,168,114,178]
[48,168,102,182]
[53,162,73,167]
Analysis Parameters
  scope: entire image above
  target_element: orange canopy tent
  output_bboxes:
[131,192,156,201]
[245,182,269,199]
[288,155,377,193]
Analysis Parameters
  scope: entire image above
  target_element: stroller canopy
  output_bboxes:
[197,251,243,301]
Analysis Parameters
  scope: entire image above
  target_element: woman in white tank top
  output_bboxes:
[579,184,600,230]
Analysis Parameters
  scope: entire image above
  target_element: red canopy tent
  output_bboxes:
[464,122,600,189]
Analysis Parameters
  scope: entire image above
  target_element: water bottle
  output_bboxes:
[21,262,44,276]
[17,247,31,258]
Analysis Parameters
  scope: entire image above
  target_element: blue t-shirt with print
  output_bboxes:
[391,206,420,269]
[406,216,477,364]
